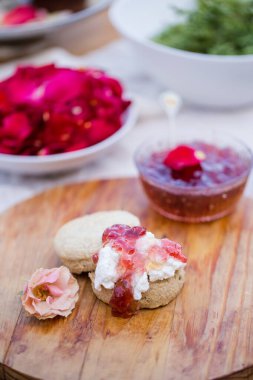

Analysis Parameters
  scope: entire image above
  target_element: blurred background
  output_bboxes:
[1,0,253,211]
[0,0,117,58]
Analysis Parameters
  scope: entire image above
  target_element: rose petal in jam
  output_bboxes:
[164,145,204,182]
[164,145,205,171]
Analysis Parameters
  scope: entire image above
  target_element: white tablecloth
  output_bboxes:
[1,40,253,212]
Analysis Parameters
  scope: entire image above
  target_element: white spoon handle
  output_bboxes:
[160,91,182,147]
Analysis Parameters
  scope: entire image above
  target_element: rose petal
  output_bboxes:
[43,69,85,104]
[2,5,46,26]
[34,268,60,286]
[164,145,205,171]
[1,112,32,141]
[47,285,64,297]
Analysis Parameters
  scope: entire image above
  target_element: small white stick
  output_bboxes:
[159,91,182,147]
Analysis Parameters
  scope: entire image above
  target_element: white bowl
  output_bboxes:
[0,102,137,175]
[110,0,253,109]
[0,0,112,41]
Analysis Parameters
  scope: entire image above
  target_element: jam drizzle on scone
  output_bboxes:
[103,225,146,317]
[94,224,187,318]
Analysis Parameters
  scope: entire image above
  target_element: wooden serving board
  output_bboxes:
[1,178,253,380]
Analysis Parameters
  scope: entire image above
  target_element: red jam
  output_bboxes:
[103,224,146,249]
[161,239,187,263]
[109,277,139,318]
[102,224,147,318]
[137,142,252,222]
[92,253,99,264]
[100,224,186,317]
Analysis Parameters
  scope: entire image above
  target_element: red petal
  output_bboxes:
[0,91,13,114]
[164,145,205,170]
[1,112,32,141]
[2,5,45,26]
[88,119,118,145]
[43,69,85,104]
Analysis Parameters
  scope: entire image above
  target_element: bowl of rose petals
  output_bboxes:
[0,1,112,41]
[0,64,136,174]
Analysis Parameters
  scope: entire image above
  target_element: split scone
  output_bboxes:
[89,224,187,317]
[54,211,140,274]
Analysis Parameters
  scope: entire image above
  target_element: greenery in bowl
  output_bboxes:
[153,0,253,55]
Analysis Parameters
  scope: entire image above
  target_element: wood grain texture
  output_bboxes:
[0,178,253,380]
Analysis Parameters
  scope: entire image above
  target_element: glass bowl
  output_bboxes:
[134,131,252,223]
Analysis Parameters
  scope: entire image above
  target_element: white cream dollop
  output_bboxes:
[94,245,120,291]
[132,272,149,300]
[135,231,158,252]
[148,257,185,282]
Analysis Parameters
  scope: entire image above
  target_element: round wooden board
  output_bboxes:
[1,178,253,380]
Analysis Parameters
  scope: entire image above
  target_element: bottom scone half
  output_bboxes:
[89,269,185,309]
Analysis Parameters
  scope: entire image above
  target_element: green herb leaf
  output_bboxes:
[153,0,253,55]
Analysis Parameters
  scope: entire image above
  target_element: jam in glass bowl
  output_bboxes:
[135,131,252,223]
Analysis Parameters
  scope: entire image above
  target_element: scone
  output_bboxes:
[89,224,187,317]
[54,211,140,274]
[89,269,185,309]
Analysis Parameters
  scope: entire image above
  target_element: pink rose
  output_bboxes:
[21,266,79,320]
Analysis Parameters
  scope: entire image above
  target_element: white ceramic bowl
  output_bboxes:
[0,0,112,41]
[0,102,137,175]
[110,0,253,109]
